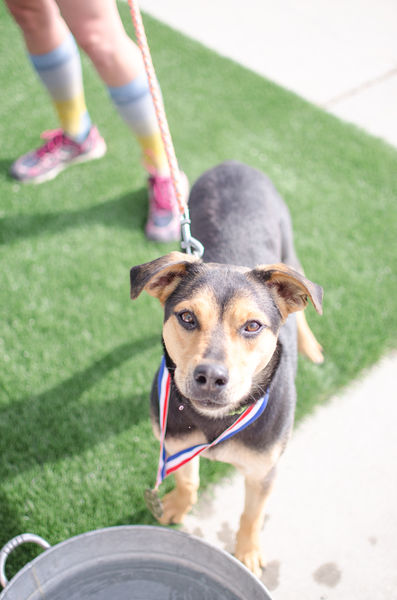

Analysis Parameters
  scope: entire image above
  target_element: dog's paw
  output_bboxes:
[234,543,266,577]
[158,488,196,525]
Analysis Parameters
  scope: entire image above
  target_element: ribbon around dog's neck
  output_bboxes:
[150,357,269,495]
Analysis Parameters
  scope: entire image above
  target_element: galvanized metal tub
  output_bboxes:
[0,526,273,599]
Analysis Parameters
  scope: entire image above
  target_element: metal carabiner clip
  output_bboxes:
[180,209,204,258]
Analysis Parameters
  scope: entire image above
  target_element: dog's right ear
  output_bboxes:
[130,251,201,305]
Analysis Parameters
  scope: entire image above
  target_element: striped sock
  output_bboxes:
[30,34,91,142]
[108,73,169,175]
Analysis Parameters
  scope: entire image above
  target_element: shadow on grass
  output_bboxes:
[0,488,21,545]
[0,188,147,245]
[0,158,13,179]
[0,335,159,480]
[0,488,47,583]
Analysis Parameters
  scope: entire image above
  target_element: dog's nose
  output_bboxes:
[193,363,229,392]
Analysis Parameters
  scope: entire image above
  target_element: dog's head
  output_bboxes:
[130,252,322,417]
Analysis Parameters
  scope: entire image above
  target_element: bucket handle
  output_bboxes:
[0,533,51,589]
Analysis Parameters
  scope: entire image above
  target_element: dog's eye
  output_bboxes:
[177,310,197,329]
[243,320,263,334]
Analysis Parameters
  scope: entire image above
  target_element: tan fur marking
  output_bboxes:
[221,294,277,407]
[146,264,187,305]
[212,440,285,576]
[209,439,285,478]
[234,475,276,575]
[164,431,207,456]
[296,310,324,363]
[163,289,278,415]
[231,442,284,575]
[163,288,220,397]
[159,457,200,525]
[253,262,323,318]
[130,251,199,301]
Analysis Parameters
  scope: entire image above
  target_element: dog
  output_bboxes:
[130,161,323,575]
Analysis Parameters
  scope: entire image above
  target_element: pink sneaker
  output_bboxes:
[145,171,189,242]
[10,126,107,184]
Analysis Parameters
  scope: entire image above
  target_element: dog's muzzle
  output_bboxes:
[191,362,229,402]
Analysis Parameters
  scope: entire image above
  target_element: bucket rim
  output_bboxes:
[0,525,272,600]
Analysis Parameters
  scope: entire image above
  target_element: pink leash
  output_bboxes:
[127,1,204,257]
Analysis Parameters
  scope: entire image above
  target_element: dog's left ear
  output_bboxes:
[251,263,323,319]
[130,251,201,304]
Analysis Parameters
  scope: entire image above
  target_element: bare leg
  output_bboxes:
[5,0,68,54]
[159,456,200,525]
[296,310,324,363]
[57,0,143,86]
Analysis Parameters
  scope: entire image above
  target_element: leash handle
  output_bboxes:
[127,0,204,257]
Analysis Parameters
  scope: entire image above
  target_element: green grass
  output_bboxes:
[1,1,396,579]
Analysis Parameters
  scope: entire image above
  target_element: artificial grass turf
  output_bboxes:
[1,0,397,577]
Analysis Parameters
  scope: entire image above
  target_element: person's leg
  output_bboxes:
[6,0,106,183]
[59,0,168,173]
[59,0,186,241]
[5,0,67,55]
[29,33,92,142]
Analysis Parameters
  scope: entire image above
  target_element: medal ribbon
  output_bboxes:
[154,357,269,489]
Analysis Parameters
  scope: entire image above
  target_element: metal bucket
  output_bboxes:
[0,526,273,599]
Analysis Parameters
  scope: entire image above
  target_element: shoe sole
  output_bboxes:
[14,139,107,185]
[145,227,181,243]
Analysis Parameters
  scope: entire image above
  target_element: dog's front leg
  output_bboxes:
[234,469,276,576]
[159,456,200,525]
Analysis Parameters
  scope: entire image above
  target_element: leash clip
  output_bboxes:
[180,209,204,258]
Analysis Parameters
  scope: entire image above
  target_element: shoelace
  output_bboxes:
[149,175,174,211]
[36,129,74,158]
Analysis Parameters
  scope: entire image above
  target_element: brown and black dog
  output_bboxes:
[130,161,323,575]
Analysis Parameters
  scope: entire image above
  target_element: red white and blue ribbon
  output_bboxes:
[154,356,269,489]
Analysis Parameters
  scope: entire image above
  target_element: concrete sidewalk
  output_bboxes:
[140,0,397,147]
[181,352,397,599]
[138,2,397,597]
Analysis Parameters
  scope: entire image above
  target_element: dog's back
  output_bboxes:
[189,160,302,414]
[190,161,301,272]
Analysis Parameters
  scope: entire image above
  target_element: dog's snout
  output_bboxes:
[193,363,229,392]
